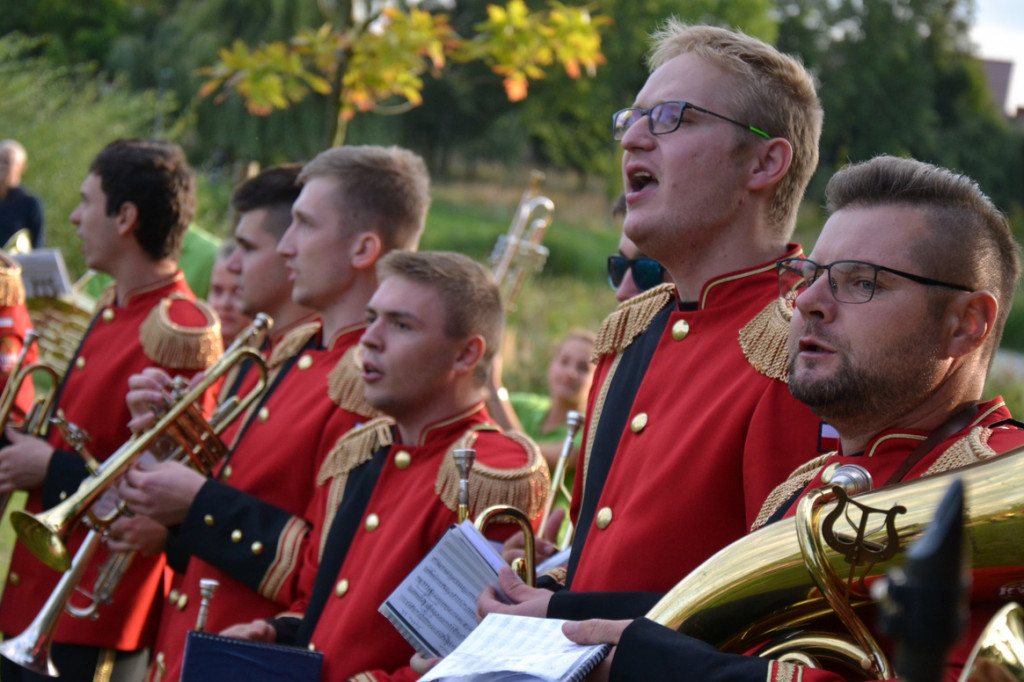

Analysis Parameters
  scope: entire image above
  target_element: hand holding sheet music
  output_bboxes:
[418,613,610,682]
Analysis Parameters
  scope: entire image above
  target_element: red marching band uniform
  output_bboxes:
[149,321,378,682]
[0,273,221,653]
[552,247,824,606]
[274,405,548,682]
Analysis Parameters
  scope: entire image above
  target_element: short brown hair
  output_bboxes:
[647,21,822,233]
[89,139,195,261]
[231,164,302,241]
[826,155,1021,356]
[299,145,430,251]
[377,251,503,385]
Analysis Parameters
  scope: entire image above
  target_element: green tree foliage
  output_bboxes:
[776,0,1024,218]
[0,34,169,277]
[194,0,610,147]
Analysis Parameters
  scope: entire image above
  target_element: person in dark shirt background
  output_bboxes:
[0,140,44,249]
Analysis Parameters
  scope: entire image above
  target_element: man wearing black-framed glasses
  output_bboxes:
[474,20,828,635]
[561,155,1024,682]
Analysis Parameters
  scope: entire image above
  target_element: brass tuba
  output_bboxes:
[644,446,1024,679]
[10,314,273,572]
[489,170,555,311]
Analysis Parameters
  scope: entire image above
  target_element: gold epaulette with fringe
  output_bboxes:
[923,426,998,477]
[316,416,396,560]
[268,321,321,369]
[435,426,550,521]
[751,452,832,531]
[0,251,25,307]
[739,297,792,382]
[139,295,222,370]
[592,283,675,359]
[328,345,379,418]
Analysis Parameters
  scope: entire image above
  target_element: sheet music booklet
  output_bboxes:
[418,613,610,682]
[379,519,508,658]
[380,521,607,681]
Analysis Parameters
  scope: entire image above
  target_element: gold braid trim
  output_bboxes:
[541,564,568,586]
[268,321,321,369]
[739,298,793,382]
[592,283,674,358]
[579,352,621,510]
[922,426,997,477]
[328,345,379,417]
[139,296,222,370]
[435,427,550,520]
[96,282,117,310]
[258,515,309,601]
[316,416,395,560]
[0,252,25,306]
[751,453,833,531]
[770,661,804,682]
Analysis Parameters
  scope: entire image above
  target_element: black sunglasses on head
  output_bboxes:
[607,255,665,292]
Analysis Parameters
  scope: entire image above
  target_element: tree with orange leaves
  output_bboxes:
[198,0,609,146]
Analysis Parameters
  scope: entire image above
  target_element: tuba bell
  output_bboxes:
[645,446,1024,679]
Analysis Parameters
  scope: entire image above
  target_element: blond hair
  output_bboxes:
[648,21,822,233]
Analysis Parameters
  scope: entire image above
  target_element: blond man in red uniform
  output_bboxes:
[0,139,221,682]
[479,22,826,630]
[222,251,549,682]
[115,147,433,682]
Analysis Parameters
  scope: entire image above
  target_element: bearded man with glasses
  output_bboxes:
[473,19,828,634]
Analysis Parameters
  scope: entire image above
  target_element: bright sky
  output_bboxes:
[971,0,1024,114]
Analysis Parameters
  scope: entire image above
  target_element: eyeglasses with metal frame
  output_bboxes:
[612,101,771,141]
[607,255,666,292]
[777,257,974,305]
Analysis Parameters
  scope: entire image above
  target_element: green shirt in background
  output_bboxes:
[509,392,582,543]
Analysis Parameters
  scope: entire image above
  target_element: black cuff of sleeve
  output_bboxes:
[269,616,302,645]
[548,591,663,620]
[537,574,566,593]
[42,448,90,509]
[611,618,770,682]
[163,524,192,574]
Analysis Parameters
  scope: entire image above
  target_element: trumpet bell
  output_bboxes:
[9,511,72,571]
[0,630,59,677]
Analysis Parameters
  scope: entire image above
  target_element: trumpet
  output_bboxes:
[489,170,555,311]
[0,331,62,519]
[11,313,273,572]
[538,410,583,549]
[453,447,537,587]
[0,528,103,677]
